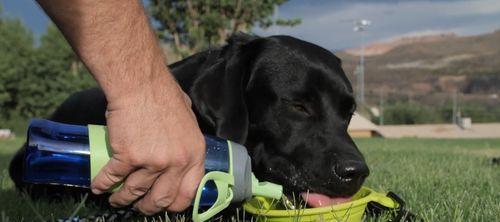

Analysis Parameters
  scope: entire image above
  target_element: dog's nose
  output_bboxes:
[334,160,369,185]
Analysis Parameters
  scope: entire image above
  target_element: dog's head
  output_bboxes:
[184,34,369,206]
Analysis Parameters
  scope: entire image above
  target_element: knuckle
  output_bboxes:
[124,184,148,197]
[153,196,174,209]
[169,152,190,167]
[128,155,145,167]
[149,158,169,170]
[150,152,190,170]
[109,195,128,207]
[104,169,122,184]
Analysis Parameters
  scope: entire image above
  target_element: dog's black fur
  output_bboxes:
[9,34,369,203]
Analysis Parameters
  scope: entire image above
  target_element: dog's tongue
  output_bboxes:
[300,193,352,208]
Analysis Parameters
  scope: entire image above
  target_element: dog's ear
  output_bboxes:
[190,34,259,144]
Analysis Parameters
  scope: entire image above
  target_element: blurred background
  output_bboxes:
[0,0,499,138]
[0,1,499,221]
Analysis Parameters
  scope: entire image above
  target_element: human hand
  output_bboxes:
[35,0,205,214]
[90,77,205,214]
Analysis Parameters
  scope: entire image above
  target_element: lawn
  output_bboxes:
[1,137,499,221]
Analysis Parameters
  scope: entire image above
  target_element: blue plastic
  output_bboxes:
[24,118,231,207]
[24,119,91,187]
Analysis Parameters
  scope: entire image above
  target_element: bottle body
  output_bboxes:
[24,119,230,206]
[24,119,91,187]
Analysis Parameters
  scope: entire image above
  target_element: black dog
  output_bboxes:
[9,34,368,206]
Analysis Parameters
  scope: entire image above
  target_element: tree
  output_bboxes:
[148,0,300,58]
[382,101,439,125]
[16,24,95,118]
[0,8,35,119]
[0,3,95,131]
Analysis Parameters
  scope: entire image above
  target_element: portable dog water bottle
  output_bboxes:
[23,118,282,222]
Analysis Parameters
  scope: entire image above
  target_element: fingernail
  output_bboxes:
[92,188,103,194]
[156,200,170,208]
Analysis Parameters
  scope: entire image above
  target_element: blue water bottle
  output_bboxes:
[23,118,282,222]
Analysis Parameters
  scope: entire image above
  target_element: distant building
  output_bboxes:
[348,113,381,138]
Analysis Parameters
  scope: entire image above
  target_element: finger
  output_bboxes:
[108,168,160,207]
[166,163,204,212]
[182,93,192,107]
[133,168,183,215]
[91,157,134,194]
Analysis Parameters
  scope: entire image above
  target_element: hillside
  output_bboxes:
[344,32,458,56]
[336,30,500,110]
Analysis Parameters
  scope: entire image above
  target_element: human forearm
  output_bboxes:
[36,0,206,214]
[36,0,177,102]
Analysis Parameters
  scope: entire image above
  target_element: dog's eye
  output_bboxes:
[281,98,312,116]
[292,103,311,116]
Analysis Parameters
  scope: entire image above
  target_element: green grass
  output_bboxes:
[1,137,499,221]
[358,138,500,221]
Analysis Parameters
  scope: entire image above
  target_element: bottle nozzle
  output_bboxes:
[251,173,282,199]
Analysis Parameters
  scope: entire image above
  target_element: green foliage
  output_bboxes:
[0,7,96,127]
[0,14,35,120]
[1,1,301,127]
[453,103,500,123]
[15,24,95,118]
[374,101,500,125]
[381,101,439,124]
[148,0,300,57]
[0,113,28,135]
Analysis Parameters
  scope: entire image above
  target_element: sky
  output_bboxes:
[2,0,500,51]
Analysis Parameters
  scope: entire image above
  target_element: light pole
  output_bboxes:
[274,5,280,35]
[353,19,371,104]
[452,90,458,125]
[379,88,384,125]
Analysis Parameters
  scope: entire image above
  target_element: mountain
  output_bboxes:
[344,32,458,56]
[336,30,500,109]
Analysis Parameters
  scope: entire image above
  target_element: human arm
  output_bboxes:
[36,0,205,214]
